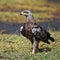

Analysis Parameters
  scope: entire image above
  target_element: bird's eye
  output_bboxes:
[24,11,29,13]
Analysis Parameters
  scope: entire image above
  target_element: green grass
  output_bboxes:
[0,31,60,60]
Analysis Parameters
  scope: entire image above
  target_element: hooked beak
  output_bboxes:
[20,12,22,15]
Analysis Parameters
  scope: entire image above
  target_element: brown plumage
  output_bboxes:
[20,10,55,54]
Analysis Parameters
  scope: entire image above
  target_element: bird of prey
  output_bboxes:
[20,10,55,54]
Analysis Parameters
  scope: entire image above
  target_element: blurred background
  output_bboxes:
[0,0,60,22]
[0,0,60,34]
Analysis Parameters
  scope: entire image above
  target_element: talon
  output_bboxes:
[32,51,35,54]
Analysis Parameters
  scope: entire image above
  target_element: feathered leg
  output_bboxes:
[32,37,39,54]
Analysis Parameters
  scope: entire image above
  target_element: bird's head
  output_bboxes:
[20,10,33,17]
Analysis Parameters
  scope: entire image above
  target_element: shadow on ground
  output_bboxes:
[39,47,51,52]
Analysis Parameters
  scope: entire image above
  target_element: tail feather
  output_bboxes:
[49,37,55,42]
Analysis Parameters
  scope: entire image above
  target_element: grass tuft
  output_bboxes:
[0,31,60,60]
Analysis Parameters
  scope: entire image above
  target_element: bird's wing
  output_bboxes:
[32,27,41,33]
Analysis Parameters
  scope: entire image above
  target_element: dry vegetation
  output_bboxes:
[0,0,60,23]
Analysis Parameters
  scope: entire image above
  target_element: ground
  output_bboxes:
[0,31,60,60]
